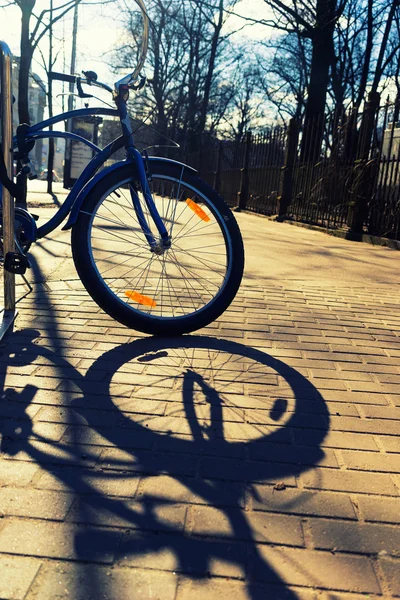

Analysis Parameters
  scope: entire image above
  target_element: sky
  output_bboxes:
[0,0,269,112]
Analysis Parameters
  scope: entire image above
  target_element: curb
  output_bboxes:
[236,209,400,251]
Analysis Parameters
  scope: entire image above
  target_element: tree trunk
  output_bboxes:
[197,0,224,135]
[300,0,336,162]
[18,1,35,125]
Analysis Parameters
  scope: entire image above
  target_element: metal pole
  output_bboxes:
[64,0,79,185]
[0,41,17,337]
[69,0,79,112]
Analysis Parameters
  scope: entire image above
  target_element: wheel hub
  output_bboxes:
[150,236,172,255]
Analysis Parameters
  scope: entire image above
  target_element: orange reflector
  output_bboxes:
[125,290,156,307]
[186,198,210,222]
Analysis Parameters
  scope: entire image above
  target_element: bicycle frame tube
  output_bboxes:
[28,130,100,152]
[14,107,121,239]
[28,107,119,133]
[34,136,125,239]
[19,105,171,245]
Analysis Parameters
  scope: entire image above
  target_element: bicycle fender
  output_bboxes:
[62,157,197,230]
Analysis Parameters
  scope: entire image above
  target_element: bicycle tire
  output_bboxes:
[71,160,244,335]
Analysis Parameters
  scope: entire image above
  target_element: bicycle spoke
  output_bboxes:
[169,248,220,294]
[86,173,234,320]
[173,244,226,273]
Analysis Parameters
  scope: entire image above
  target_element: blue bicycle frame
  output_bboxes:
[6,103,181,248]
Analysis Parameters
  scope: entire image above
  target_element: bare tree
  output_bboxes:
[0,0,85,124]
[116,0,245,155]
[257,32,310,121]
[232,0,348,159]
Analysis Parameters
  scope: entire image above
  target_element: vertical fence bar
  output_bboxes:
[278,118,298,220]
[347,91,381,238]
[213,139,223,193]
[0,41,17,337]
[236,130,252,211]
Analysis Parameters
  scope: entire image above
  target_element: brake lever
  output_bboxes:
[76,77,93,99]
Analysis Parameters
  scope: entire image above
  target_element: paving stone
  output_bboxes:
[199,455,299,484]
[379,557,400,596]
[101,448,198,477]
[0,460,38,486]
[335,362,399,374]
[348,381,399,393]
[33,405,121,427]
[117,529,248,578]
[310,369,374,381]
[248,442,338,468]
[60,425,154,450]
[357,495,400,524]
[389,394,400,407]
[252,545,381,593]
[1,439,102,468]
[66,496,187,532]
[318,390,388,405]
[380,435,400,453]
[0,555,41,600]
[164,403,245,422]
[176,578,317,600]
[340,450,400,473]
[0,420,67,442]
[0,399,40,419]
[27,563,178,600]
[329,415,400,435]
[0,488,74,519]
[250,485,356,519]
[309,518,400,556]
[137,475,246,507]
[155,434,248,459]
[3,374,61,390]
[187,505,304,547]
[293,429,380,451]
[34,466,141,497]
[0,520,122,562]
[300,467,399,495]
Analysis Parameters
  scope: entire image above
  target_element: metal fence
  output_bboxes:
[192,96,400,242]
[191,129,286,215]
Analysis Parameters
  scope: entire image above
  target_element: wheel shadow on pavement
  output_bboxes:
[0,325,330,599]
[0,249,331,600]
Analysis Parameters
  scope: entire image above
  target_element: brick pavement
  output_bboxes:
[0,243,400,598]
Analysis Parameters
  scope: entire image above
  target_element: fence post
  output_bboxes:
[277,118,298,220]
[213,139,223,193]
[0,41,17,339]
[236,131,252,211]
[347,91,380,239]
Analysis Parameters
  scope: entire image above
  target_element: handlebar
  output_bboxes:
[48,72,76,84]
[49,71,113,98]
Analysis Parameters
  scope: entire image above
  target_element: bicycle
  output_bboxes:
[0,0,244,336]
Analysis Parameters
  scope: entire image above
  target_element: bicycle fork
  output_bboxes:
[115,87,171,253]
[127,146,171,254]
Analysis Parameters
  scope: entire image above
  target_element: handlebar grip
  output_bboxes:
[49,71,76,83]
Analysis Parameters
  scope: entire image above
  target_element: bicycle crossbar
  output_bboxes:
[0,41,17,338]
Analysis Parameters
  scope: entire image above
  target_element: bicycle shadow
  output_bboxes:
[0,324,330,599]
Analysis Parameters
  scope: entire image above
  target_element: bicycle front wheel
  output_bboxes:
[71,161,244,335]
